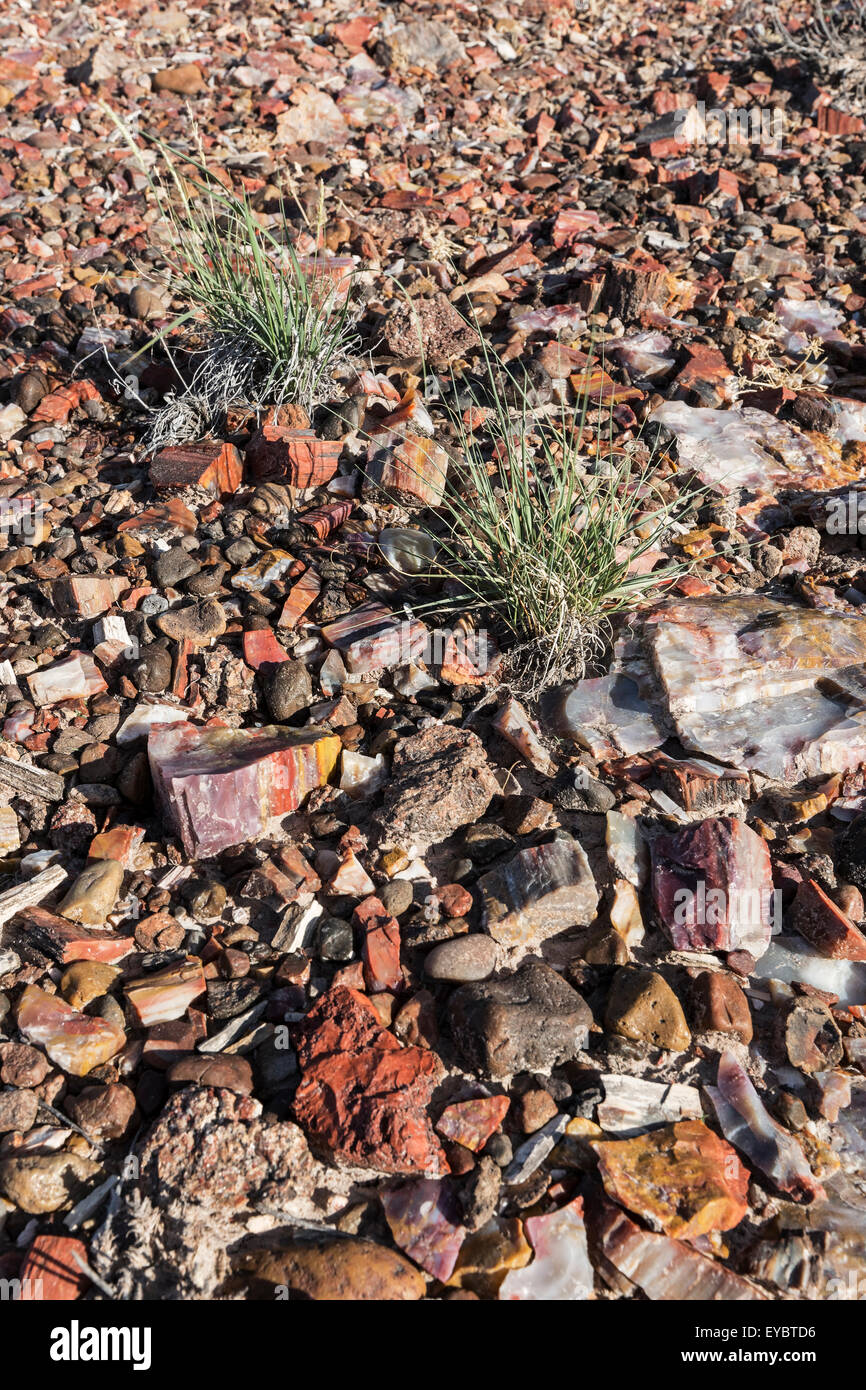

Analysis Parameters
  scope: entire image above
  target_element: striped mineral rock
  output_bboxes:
[651,815,774,958]
[480,836,598,951]
[593,1199,768,1300]
[704,1051,824,1203]
[8,907,133,965]
[650,401,860,494]
[148,720,341,858]
[124,958,207,1027]
[16,984,125,1076]
[51,575,129,618]
[321,600,428,674]
[149,441,242,497]
[364,433,449,507]
[246,420,342,487]
[27,651,107,706]
[549,673,666,759]
[18,1235,90,1301]
[636,594,866,781]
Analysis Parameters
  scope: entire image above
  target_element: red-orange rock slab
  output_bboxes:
[355,895,402,992]
[293,987,447,1175]
[592,1119,749,1239]
[18,1235,90,1300]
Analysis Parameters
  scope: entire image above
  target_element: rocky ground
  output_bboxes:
[3,0,866,1303]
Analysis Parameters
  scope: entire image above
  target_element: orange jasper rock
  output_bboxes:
[592,1119,749,1239]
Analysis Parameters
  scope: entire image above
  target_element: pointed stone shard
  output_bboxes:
[480,837,598,951]
[499,1196,593,1301]
[16,984,125,1076]
[492,696,556,776]
[56,859,124,925]
[355,895,402,993]
[148,720,341,858]
[704,1051,824,1203]
[790,878,866,961]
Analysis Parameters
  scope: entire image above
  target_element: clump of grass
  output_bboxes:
[422,346,695,691]
[110,119,360,450]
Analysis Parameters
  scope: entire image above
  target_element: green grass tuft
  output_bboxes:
[109,118,360,448]
[421,344,696,690]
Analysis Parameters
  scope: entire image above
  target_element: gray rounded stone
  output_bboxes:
[380,879,414,918]
[425,934,498,982]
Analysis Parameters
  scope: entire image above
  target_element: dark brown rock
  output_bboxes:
[65,1083,137,1140]
[447,962,592,1080]
[375,725,499,853]
[691,971,753,1044]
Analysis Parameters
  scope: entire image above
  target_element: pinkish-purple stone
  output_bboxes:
[651,816,774,959]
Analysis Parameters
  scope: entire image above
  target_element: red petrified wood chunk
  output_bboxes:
[148,720,341,858]
[118,499,197,536]
[242,627,290,673]
[364,434,448,507]
[278,567,322,629]
[292,986,448,1175]
[51,575,129,618]
[149,441,242,497]
[790,878,866,961]
[124,958,207,1028]
[87,824,146,869]
[246,415,342,487]
[355,895,403,992]
[11,907,133,965]
[18,1235,90,1301]
[321,600,427,674]
[297,499,354,540]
